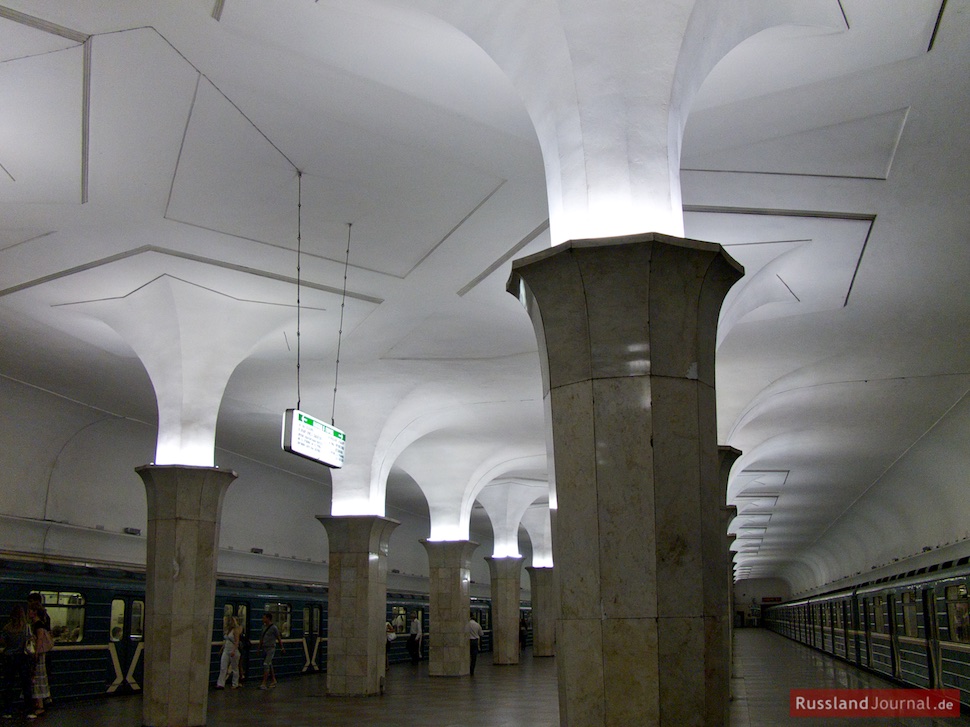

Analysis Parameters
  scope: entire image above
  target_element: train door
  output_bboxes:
[924,587,942,688]
[849,596,862,667]
[303,603,324,672]
[106,595,145,694]
[833,600,845,657]
[839,599,851,661]
[860,597,872,669]
[472,604,492,653]
[819,601,834,653]
[887,593,902,678]
[220,601,252,684]
[893,589,931,687]
[869,594,895,677]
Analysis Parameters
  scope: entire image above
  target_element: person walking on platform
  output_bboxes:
[407,613,422,664]
[467,614,484,676]
[258,613,284,690]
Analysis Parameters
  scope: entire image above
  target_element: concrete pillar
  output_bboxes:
[526,566,557,657]
[420,540,478,676]
[724,506,739,696]
[486,556,523,665]
[507,233,742,727]
[713,447,741,723]
[136,464,236,727]
[317,516,399,695]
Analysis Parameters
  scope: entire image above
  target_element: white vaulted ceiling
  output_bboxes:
[1,0,968,596]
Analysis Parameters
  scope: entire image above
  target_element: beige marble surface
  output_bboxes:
[138,465,237,727]
[717,448,742,724]
[508,234,742,726]
[486,556,523,665]
[526,566,557,657]
[421,540,478,676]
[318,516,399,696]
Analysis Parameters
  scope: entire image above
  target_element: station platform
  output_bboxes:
[730,628,970,727]
[13,630,970,726]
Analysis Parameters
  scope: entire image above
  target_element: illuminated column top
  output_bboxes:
[71,275,291,467]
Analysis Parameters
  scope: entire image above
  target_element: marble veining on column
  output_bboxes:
[508,233,742,727]
[421,540,478,677]
[486,556,524,665]
[526,566,558,657]
[138,464,237,727]
[318,516,399,696]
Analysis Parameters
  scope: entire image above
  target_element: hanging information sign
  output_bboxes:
[282,408,346,469]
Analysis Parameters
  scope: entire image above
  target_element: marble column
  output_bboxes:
[711,447,741,724]
[507,233,742,727]
[136,464,237,727]
[526,566,558,657]
[486,556,523,665]
[421,540,478,676]
[317,516,399,696]
[724,507,739,698]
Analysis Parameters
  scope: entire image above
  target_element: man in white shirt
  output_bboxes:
[408,613,422,664]
[467,615,485,676]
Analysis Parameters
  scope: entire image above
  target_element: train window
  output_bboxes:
[835,603,843,629]
[266,603,291,638]
[390,606,407,634]
[42,590,85,643]
[901,592,918,637]
[237,605,248,637]
[302,606,321,635]
[222,603,249,634]
[110,599,125,642]
[131,600,145,641]
[946,585,970,643]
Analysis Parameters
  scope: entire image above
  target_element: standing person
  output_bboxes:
[26,606,52,719]
[25,596,49,633]
[237,622,250,683]
[216,616,242,690]
[385,622,396,670]
[258,613,284,690]
[467,614,484,676]
[0,606,32,719]
[26,594,52,710]
[407,613,422,664]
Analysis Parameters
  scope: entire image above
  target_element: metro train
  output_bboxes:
[0,557,501,704]
[763,557,970,707]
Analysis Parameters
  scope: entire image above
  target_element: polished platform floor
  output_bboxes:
[10,630,970,726]
[730,629,970,727]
